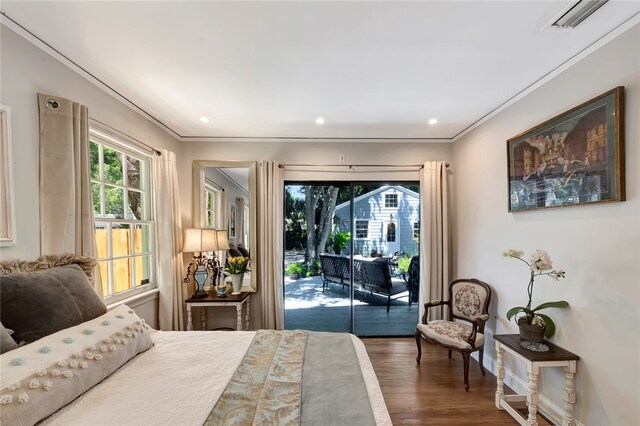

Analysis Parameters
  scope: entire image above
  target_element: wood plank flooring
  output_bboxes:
[362,337,551,425]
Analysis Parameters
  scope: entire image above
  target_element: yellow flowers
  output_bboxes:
[225,256,250,275]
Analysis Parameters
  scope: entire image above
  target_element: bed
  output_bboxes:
[0,256,391,426]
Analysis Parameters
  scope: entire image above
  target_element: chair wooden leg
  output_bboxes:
[462,352,470,392]
[479,347,486,375]
[448,350,452,359]
[415,331,422,364]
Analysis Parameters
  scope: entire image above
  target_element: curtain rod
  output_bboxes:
[279,163,449,169]
[90,118,162,156]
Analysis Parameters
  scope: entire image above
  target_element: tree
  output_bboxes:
[304,185,339,268]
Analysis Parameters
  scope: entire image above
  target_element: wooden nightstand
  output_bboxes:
[185,292,251,331]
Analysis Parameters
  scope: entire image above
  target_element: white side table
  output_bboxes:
[494,334,579,426]
[185,292,251,331]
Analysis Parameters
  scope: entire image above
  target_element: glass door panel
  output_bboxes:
[284,183,351,333]
[283,181,420,337]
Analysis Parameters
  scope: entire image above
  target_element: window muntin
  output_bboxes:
[413,222,420,239]
[386,222,396,242]
[384,194,398,208]
[90,134,154,300]
[355,220,369,239]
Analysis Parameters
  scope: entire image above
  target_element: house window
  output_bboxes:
[355,220,369,239]
[413,222,420,239]
[385,194,398,208]
[204,184,220,228]
[386,222,396,242]
[90,132,154,301]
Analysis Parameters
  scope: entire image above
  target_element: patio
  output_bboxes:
[284,275,419,336]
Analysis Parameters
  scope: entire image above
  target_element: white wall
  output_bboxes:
[452,23,640,425]
[0,25,183,328]
[178,141,453,329]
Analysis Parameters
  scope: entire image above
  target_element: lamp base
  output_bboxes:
[192,290,209,298]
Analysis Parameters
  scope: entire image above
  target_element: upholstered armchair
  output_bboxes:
[415,278,492,391]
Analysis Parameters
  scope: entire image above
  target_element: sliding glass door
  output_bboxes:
[283,181,420,336]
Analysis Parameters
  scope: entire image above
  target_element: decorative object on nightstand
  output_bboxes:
[183,228,219,298]
[224,256,250,295]
[213,229,230,294]
[502,249,569,343]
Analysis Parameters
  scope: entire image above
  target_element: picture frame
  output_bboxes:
[229,203,236,239]
[507,87,625,212]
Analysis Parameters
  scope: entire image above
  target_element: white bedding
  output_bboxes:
[43,331,392,426]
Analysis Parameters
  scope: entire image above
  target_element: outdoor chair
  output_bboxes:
[353,258,410,312]
[319,254,350,292]
[407,255,419,303]
[415,278,492,391]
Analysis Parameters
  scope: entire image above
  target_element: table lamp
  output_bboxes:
[182,228,218,298]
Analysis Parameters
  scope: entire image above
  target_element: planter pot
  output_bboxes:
[231,274,243,295]
[518,319,545,343]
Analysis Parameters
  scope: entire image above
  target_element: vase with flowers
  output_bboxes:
[224,256,250,295]
[503,249,569,342]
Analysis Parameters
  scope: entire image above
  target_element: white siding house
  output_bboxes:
[333,186,419,256]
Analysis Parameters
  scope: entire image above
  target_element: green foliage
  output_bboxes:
[396,256,411,273]
[328,230,350,253]
[286,259,322,278]
[285,262,305,276]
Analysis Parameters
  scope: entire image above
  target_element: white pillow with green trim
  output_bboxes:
[0,304,154,426]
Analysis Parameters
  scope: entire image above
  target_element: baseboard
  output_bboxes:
[483,353,584,426]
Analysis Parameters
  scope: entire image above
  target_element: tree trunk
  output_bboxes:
[304,186,320,266]
[316,187,339,257]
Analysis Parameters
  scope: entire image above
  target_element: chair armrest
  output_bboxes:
[420,300,449,324]
[466,314,489,346]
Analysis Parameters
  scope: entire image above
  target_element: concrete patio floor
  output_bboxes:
[284,276,419,336]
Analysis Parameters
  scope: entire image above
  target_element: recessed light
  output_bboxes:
[316,117,325,125]
[428,118,438,125]
[200,117,210,123]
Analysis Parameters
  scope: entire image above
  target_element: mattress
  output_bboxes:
[42,331,392,425]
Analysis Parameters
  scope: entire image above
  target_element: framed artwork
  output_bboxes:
[507,87,625,212]
[229,203,236,238]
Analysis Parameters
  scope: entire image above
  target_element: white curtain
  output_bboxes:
[154,150,185,331]
[257,161,284,330]
[38,93,102,295]
[419,161,451,321]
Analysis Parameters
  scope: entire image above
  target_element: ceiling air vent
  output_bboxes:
[551,0,609,29]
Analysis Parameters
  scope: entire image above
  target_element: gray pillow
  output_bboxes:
[0,322,18,354]
[0,264,107,344]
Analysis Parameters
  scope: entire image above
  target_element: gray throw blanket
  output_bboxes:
[204,330,375,425]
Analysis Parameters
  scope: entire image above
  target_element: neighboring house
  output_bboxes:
[333,186,419,257]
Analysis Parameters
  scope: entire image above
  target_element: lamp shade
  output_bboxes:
[182,228,219,252]
[216,230,230,250]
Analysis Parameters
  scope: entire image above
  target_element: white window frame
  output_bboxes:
[204,182,222,229]
[384,193,398,208]
[355,220,369,240]
[89,128,156,304]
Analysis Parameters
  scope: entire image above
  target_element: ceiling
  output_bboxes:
[2,1,639,140]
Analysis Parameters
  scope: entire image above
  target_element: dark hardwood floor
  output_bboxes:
[362,337,550,425]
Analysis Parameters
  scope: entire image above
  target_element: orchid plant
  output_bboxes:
[503,249,568,338]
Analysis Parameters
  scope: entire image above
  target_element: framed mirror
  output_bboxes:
[193,160,257,292]
[0,104,16,246]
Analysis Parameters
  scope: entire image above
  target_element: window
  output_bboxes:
[385,194,398,208]
[90,132,154,300]
[355,220,369,239]
[204,184,220,228]
[413,222,420,239]
[386,222,396,242]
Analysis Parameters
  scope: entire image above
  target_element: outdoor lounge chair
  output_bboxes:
[353,258,410,312]
[319,254,350,291]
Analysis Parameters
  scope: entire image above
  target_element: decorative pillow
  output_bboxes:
[0,264,107,344]
[0,323,18,355]
[0,305,154,425]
